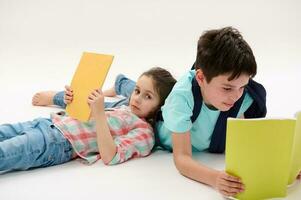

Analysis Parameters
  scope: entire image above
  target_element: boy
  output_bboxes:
[155,27,267,197]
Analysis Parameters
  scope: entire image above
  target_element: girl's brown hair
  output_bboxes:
[140,67,176,127]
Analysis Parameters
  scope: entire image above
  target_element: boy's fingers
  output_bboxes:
[221,189,238,197]
[223,174,241,183]
[220,179,244,190]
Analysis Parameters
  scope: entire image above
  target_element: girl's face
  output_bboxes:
[129,75,160,118]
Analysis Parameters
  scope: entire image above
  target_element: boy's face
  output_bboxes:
[196,69,250,111]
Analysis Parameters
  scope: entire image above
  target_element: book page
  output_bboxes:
[226,118,296,199]
[66,52,113,121]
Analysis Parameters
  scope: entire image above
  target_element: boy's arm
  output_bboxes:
[172,132,244,197]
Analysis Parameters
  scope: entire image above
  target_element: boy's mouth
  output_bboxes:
[224,102,234,108]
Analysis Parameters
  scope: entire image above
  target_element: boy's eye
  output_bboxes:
[223,87,232,91]
[134,89,140,94]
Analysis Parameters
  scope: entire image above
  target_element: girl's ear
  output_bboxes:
[195,69,206,86]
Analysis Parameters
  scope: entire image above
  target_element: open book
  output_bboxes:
[225,112,301,200]
[66,52,114,121]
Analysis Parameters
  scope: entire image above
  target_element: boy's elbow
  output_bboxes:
[173,153,189,175]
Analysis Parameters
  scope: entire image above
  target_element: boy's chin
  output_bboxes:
[218,104,233,112]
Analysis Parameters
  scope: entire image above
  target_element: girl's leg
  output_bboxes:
[114,74,136,98]
[53,91,66,108]
[104,98,129,108]
[0,120,38,141]
[0,118,73,174]
[32,91,66,108]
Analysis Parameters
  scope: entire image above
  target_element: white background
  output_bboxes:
[0,0,300,199]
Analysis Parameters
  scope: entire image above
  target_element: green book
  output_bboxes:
[225,112,301,200]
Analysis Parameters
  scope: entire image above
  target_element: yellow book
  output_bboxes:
[225,112,301,200]
[66,52,114,121]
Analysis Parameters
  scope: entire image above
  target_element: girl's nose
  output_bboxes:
[133,94,142,103]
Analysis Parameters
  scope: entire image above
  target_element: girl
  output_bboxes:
[0,67,176,174]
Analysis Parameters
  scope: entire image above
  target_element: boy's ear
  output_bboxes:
[195,69,206,86]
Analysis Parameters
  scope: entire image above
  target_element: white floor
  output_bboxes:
[0,0,301,199]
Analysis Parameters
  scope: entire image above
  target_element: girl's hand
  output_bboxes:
[87,89,105,118]
[214,171,244,197]
[64,85,73,104]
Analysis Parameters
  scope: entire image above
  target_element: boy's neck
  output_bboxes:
[205,103,218,111]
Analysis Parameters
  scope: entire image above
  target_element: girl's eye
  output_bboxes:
[134,89,140,94]
[145,94,152,100]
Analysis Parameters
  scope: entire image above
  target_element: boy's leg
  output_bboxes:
[0,118,73,173]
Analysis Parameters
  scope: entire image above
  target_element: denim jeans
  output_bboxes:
[53,74,136,109]
[0,118,73,174]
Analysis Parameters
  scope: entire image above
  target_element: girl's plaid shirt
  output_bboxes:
[51,105,154,165]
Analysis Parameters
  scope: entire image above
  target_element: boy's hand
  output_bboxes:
[64,85,73,104]
[214,171,244,197]
[87,89,105,118]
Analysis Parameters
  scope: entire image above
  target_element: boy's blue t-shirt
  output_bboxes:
[156,70,253,151]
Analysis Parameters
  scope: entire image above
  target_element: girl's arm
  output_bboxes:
[88,89,117,164]
[172,132,244,197]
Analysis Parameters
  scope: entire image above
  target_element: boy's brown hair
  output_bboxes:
[195,27,257,82]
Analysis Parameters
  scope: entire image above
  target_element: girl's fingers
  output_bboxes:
[65,85,72,91]
[65,91,73,96]
[91,89,101,96]
[65,96,73,101]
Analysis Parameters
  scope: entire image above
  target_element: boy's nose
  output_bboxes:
[231,91,242,102]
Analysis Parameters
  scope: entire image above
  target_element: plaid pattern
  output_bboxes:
[51,106,154,165]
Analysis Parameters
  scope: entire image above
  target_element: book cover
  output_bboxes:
[66,52,114,121]
[225,112,301,199]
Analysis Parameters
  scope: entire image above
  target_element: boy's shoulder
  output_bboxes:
[162,71,195,109]
[172,70,195,92]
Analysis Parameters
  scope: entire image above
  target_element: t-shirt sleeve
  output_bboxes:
[161,90,194,133]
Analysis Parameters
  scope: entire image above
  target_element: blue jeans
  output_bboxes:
[0,118,73,174]
[54,74,136,109]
